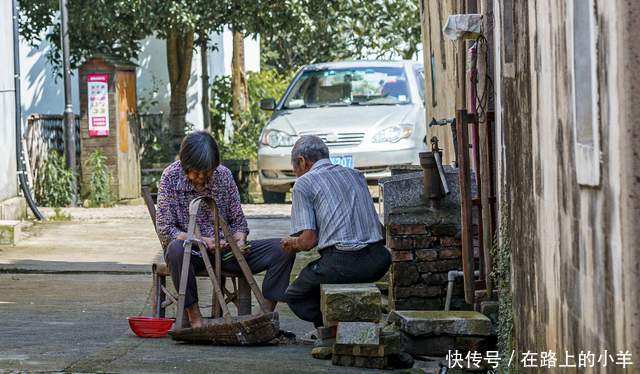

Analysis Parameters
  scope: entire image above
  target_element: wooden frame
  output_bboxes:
[142,186,252,319]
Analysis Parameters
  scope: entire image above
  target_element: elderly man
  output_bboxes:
[281,135,391,328]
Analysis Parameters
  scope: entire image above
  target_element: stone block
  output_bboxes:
[317,326,337,340]
[391,250,414,262]
[321,284,382,325]
[439,248,462,259]
[395,285,442,298]
[336,322,380,345]
[480,301,499,327]
[389,311,492,337]
[389,224,429,236]
[402,333,489,356]
[415,249,438,261]
[394,297,443,311]
[421,272,449,285]
[413,235,439,248]
[311,346,332,360]
[441,237,462,247]
[332,331,402,358]
[392,262,420,286]
[430,223,460,237]
[0,196,26,220]
[417,259,462,273]
[0,220,21,245]
[332,354,388,369]
[388,236,413,250]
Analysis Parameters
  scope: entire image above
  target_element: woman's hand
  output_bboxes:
[203,237,227,251]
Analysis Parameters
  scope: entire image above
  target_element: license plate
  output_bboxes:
[330,155,353,168]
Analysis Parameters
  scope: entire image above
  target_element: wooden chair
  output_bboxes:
[142,186,252,318]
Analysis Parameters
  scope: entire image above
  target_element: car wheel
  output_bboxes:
[261,188,286,204]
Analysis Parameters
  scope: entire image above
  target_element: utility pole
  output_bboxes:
[60,0,77,206]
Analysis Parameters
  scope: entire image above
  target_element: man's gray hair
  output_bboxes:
[291,135,330,162]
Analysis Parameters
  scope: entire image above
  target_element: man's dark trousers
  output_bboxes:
[285,241,391,327]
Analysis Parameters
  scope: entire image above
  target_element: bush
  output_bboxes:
[84,150,114,207]
[35,151,73,207]
[211,70,294,160]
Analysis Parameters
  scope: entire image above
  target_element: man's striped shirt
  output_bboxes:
[290,158,383,250]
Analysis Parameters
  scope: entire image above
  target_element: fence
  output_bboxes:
[24,112,165,197]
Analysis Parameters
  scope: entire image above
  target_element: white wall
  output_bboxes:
[20,28,261,131]
[19,33,80,123]
[0,0,19,202]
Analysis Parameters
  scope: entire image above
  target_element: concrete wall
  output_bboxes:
[20,29,260,130]
[492,0,639,361]
[0,0,19,203]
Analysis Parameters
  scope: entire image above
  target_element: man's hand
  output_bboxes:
[281,237,298,254]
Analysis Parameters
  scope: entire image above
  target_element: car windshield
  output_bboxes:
[283,66,411,109]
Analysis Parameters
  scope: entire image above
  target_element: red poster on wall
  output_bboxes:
[87,73,109,137]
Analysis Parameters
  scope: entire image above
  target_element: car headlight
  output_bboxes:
[372,124,414,143]
[260,129,297,148]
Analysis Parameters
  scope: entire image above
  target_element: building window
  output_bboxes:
[570,0,600,186]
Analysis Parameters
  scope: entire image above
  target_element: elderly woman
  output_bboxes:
[156,131,295,328]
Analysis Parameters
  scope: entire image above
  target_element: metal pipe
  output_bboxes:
[444,270,480,311]
[12,0,44,220]
[59,0,78,206]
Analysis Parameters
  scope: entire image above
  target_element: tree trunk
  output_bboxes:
[231,30,249,120]
[167,29,195,150]
[200,34,212,131]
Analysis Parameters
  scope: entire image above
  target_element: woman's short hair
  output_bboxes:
[179,131,220,172]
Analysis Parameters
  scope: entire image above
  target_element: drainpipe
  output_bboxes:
[12,0,44,220]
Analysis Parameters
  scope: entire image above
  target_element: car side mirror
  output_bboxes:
[260,98,276,111]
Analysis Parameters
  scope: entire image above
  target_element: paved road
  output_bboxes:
[0,205,364,373]
[0,204,423,373]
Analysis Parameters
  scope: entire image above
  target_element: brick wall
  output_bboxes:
[387,222,466,311]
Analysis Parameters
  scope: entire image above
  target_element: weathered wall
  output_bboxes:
[493,0,639,365]
[421,0,462,165]
[0,0,18,203]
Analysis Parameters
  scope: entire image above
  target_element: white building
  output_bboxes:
[19,28,260,129]
[0,0,26,221]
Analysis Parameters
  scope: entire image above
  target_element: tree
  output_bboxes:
[261,0,422,72]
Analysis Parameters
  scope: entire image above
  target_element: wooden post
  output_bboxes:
[455,0,474,304]
[457,109,475,304]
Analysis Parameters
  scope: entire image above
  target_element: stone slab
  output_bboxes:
[389,311,492,337]
[0,220,21,245]
[0,196,26,220]
[336,322,380,345]
[320,284,381,325]
[401,333,489,356]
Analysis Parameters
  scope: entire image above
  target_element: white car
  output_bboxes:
[257,60,427,202]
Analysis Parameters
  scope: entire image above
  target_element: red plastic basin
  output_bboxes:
[128,316,174,338]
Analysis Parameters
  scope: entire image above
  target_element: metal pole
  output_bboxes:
[60,0,77,206]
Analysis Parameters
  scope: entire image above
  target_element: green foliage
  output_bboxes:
[18,0,149,74]
[490,197,516,373]
[261,0,422,72]
[85,150,113,208]
[211,70,293,160]
[35,151,73,208]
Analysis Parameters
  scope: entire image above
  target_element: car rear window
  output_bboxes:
[283,66,410,109]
